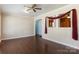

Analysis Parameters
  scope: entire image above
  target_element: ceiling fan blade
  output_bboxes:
[33,9,36,12]
[35,8,42,10]
[32,4,36,8]
[26,8,32,11]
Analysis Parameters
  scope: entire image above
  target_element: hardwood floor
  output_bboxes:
[0,36,36,54]
[0,36,79,54]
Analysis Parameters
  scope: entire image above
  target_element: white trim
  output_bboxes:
[43,37,79,49]
[2,34,35,40]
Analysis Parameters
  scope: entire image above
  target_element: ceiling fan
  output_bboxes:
[24,4,42,13]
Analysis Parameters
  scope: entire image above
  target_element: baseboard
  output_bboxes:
[43,37,79,50]
[2,34,35,40]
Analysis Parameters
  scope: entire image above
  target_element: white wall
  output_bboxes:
[2,14,34,39]
[35,5,79,49]
[0,10,1,39]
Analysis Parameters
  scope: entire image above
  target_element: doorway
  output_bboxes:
[35,19,42,37]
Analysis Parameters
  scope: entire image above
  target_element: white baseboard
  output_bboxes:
[43,37,79,50]
[2,34,35,40]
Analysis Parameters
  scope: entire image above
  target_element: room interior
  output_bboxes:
[0,4,79,54]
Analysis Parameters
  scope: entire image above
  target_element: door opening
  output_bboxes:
[35,19,42,37]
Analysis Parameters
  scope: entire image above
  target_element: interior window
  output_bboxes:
[60,14,71,27]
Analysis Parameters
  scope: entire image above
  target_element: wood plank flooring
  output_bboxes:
[0,36,79,54]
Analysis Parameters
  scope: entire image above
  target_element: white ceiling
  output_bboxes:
[0,4,67,17]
